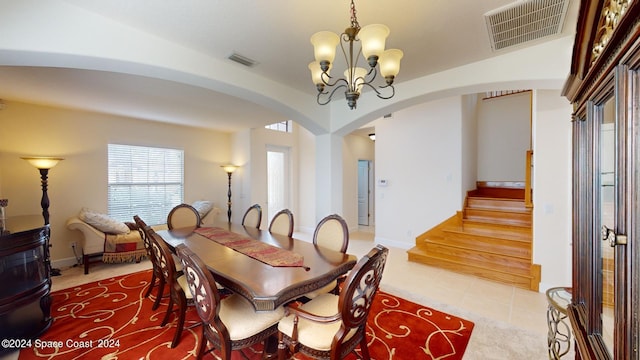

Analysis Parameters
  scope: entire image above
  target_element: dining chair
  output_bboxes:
[167,203,202,230]
[303,214,349,299]
[175,243,284,360]
[241,203,262,228]
[277,245,389,360]
[133,215,162,301]
[268,209,294,237]
[148,228,193,348]
[313,214,349,253]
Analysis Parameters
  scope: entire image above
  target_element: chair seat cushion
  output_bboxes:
[278,293,355,351]
[176,275,193,300]
[172,254,183,272]
[303,280,337,299]
[213,294,284,341]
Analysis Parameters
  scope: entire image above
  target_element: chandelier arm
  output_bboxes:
[320,71,349,88]
[363,66,377,84]
[317,83,348,105]
[357,82,396,100]
[339,35,354,92]
[375,84,396,100]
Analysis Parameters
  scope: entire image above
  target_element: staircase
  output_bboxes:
[407,182,541,291]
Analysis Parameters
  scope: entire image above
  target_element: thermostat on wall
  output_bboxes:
[377,179,388,187]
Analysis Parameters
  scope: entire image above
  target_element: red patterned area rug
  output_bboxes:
[18,270,474,360]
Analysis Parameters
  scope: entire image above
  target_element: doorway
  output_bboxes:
[357,160,373,226]
[267,146,291,224]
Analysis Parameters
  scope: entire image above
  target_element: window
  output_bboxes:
[265,120,292,133]
[108,144,184,225]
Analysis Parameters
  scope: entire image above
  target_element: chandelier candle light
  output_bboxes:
[309,0,403,109]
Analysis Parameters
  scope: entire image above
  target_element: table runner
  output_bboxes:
[195,227,306,268]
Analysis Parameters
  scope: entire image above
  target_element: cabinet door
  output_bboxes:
[570,66,632,360]
[598,94,616,359]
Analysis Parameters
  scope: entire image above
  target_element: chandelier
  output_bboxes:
[308,0,403,110]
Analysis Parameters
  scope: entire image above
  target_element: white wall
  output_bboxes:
[296,126,317,233]
[532,90,573,291]
[477,92,531,181]
[375,96,463,249]
[0,101,231,266]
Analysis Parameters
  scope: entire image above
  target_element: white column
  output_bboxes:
[315,133,343,222]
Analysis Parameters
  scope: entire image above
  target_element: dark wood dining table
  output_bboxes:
[156,222,357,311]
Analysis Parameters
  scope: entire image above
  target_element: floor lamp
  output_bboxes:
[22,156,64,277]
[21,157,64,225]
[221,165,238,223]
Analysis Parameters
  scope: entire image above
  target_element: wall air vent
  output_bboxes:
[484,0,570,51]
[228,53,258,67]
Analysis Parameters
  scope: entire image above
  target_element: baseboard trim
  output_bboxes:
[375,236,413,250]
[52,256,80,269]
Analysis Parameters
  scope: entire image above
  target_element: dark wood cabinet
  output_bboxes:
[563,1,640,359]
[0,215,52,354]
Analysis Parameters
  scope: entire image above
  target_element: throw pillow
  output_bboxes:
[78,207,130,235]
[191,200,213,219]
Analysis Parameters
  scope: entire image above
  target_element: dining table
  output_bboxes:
[156,222,357,311]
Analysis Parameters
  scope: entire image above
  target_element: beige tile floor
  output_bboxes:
[6,226,554,359]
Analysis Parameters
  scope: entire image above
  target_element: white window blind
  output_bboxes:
[108,144,184,225]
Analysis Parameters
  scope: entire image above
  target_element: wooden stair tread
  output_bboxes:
[407,248,539,290]
[408,247,533,276]
[409,183,539,291]
[443,226,531,242]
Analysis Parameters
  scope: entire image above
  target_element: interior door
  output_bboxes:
[267,146,290,224]
[357,160,370,225]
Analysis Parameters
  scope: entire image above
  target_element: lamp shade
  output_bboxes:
[358,24,389,60]
[21,157,64,169]
[309,61,333,84]
[345,67,368,94]
[310,31,340,63]
[379,49,404,78]
[221,164,238,174]
[309,62,323,84]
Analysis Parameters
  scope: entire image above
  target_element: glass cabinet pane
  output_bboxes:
[599,96,615,356]
[0,245,47,299]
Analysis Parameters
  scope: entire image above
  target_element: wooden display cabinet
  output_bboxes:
[0,215,52,354]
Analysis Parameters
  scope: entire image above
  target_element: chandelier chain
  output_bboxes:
[350,0,360,30]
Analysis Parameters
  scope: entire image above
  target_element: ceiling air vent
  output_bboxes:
[484,0,570,51]
[228,53,258,67]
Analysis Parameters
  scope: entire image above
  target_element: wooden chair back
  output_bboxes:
[148,228,179,283]
[167,203,201,230]
[339,245,388,330]
[133,215,152,255]
[268,209,294,237]
[313,214,349,253]
[175,244,228,342]
[242,204,262,228]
